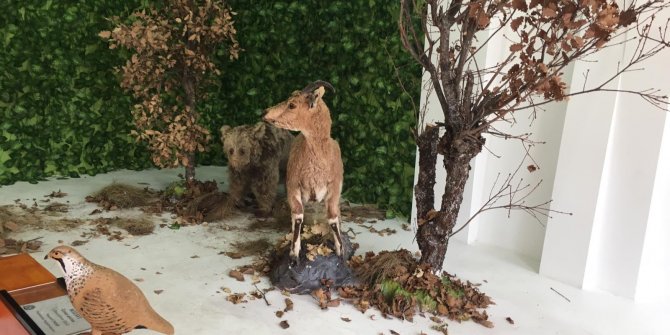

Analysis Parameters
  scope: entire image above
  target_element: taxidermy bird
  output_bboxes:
[45,246,174,335]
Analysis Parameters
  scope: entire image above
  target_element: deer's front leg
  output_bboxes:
[288,190,304,265]
[326,189,344,257]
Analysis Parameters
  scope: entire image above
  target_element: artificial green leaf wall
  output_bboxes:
[0,0,420,215]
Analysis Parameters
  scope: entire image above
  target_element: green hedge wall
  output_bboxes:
[0,1,420,215]
[0,1,152,182]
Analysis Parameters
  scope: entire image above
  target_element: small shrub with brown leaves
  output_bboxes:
[100,0,240,182]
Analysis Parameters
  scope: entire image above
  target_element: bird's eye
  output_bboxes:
[288,103,296,109]
[239,149,245,155]
[229,149,234,155]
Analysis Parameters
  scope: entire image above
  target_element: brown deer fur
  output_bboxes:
[263,81,344,261]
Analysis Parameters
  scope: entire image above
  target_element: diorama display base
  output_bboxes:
[0,167,665,335]
[270,235,356,294]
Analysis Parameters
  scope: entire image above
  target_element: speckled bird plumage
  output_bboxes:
[45,246,174,335]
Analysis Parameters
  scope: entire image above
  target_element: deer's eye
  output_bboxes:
[288,103,296,109]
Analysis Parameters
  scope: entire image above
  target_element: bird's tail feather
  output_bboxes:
[143,311,174,335]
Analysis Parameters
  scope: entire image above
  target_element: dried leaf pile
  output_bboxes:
[0,204,72,254]
[340,250,494,328]
[86,181,231,225]
[159,179,221,224]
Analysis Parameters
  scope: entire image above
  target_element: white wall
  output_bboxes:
[540,18,670,300]
[636,114,670,302]
[413,3,670,301]
[472,102,568,261]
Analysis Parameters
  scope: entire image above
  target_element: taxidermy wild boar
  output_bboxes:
[220,122,293,217]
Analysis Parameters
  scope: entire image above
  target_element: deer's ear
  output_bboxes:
[308,86,326,109]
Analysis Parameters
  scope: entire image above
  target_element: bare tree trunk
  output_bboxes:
[414,125,439,220]
[183,73,197,186]
[416,128,483,269]
[184,153,196,185]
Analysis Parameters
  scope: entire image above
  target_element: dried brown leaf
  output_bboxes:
[510,43,523,52]
[477,14,490,28]
[326,298,341,308]
[619,8,637,27]
[226,293,247,304]
[284,298,294,312]
[510,17,524,31]
[4,222,18,232]
[47,190,67,198]
[224,251,243,259]
[279,320,290,329]
[542,7,557,18]
[511,0,528,11]
[229,270,244,282]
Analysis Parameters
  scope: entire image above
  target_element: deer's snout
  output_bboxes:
[262,109,277,124]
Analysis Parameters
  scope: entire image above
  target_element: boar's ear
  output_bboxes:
[251,122,267,140]
[220,125,232,142]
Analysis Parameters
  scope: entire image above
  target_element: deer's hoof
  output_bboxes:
[289,256,300,268]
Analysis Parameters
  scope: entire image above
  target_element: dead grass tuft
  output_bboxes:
[229,238,272,258]
[111,217,155,236]
[247,218,284,232]
[87,183,156,209]
[184,191,234,222]
[352,249,416,287]
[0,205,42,232]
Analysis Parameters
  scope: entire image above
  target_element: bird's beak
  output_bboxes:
[44,254,49,260]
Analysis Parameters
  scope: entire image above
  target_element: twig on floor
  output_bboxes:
[550,287,571,302]
[254,283,270,306]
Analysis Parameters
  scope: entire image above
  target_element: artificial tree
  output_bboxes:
[400,0,670,269]
[101,0,240,184]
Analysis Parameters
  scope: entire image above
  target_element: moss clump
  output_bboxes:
[164,180,187,198]
[380,279,438,312]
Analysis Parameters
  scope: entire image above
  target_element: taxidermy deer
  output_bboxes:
[263,80,344,264]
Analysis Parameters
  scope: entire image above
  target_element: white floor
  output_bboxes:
[1,167,666,335]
